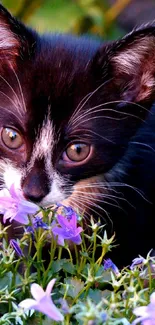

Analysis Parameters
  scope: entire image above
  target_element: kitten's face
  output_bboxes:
[0,5,155,221]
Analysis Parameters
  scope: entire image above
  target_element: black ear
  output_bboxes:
[95,24,155,104]
[0,4,35,64]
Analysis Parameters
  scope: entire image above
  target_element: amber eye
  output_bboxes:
[1,127,23,149]
[66,143,90,162]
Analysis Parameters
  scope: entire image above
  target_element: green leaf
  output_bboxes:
[50,259,64,274]
[63,261,76,275]
[0,272,13,290]
[88,288,110,303]
[64,277,85,298]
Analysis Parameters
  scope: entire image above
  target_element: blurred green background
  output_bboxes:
[1,0,155,40]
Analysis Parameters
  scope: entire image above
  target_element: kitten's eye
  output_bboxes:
[1,127,23,149]
[66,143,90,162]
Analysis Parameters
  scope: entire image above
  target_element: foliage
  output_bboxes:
[1,0,132,39]
[0,203,155,324]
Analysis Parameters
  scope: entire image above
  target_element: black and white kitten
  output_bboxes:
[0,4,155,266]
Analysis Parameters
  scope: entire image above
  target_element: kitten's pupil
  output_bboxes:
[1,128,23,149]
[66,143,90,162]
[7,129,16,141]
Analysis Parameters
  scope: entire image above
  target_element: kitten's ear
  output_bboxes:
[0,4,35,63]
[95,24,155,103]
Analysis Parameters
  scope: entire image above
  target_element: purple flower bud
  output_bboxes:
[33,216,49,230]
[103,258,120,275]
[10,239,24,257]
[130,257,146,270]
[56,204,78,220]
[101,312,107,322]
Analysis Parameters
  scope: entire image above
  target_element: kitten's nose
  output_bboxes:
[23,187,47,203]
[22,168,50,203]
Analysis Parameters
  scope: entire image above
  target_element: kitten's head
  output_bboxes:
[0,5,155,221]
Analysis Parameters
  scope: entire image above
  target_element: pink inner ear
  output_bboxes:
[111,36,155,102]
[0,22,19,57]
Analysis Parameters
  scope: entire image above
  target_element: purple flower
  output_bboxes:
[52,213,83,246]
[130,257,146,270]
[58,298,70,314]
[33,216,49,230]
[132,292,155,324]
[0,184,39,224]
[10,239,24,257]
[103,258,120,276]
[56,204,78,220]
[25,216,49,239]
[19,279,64,321]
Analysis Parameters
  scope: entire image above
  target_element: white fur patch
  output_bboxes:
[0,160,22,190]
[41,172,66,206]
[27,117,54,173]
[25,116,66,205]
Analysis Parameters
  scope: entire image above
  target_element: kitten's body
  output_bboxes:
[0,5,155,266]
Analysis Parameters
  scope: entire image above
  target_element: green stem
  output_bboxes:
[96,246,107,266]
[42,239,57,287]
[74,244,79,265]
[92,230,97,264]
[58,246,62,260]
[148,262,152,292]
[66,247,73,263]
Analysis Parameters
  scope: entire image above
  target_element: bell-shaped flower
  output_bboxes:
[0,184,39,224]
[52,212,83,246]
[103,258,120,276]
[133,292,155,324]
[19,279,64,321]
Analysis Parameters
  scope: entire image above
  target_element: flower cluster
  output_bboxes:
[0,183,155,324]
[0,184,83,248]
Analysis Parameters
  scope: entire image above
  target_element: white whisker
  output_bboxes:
[70,99,149,127]
[71,109,144,131]
[0,74,20,106]
[68,78,113,127]
[130,141,155,153]
[10,64,27,113]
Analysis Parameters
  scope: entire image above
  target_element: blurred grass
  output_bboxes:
[1,0,131,39]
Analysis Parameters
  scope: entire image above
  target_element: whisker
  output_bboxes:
[0,105,23,123]
[70,100,150,127]
[130,141,155,153]
[71,189,126,203]
[71,109,144,131]
[105,181,151,203]
[0,90,19,110]
[0,74,20,106]
[84,129,115,144]
[68,78,113,126]
[73,192,122,212]
[68,197,93,222]
[69,196,108,225]
[10,64,27,113]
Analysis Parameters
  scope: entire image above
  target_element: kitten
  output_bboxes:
[0,4,155,266]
